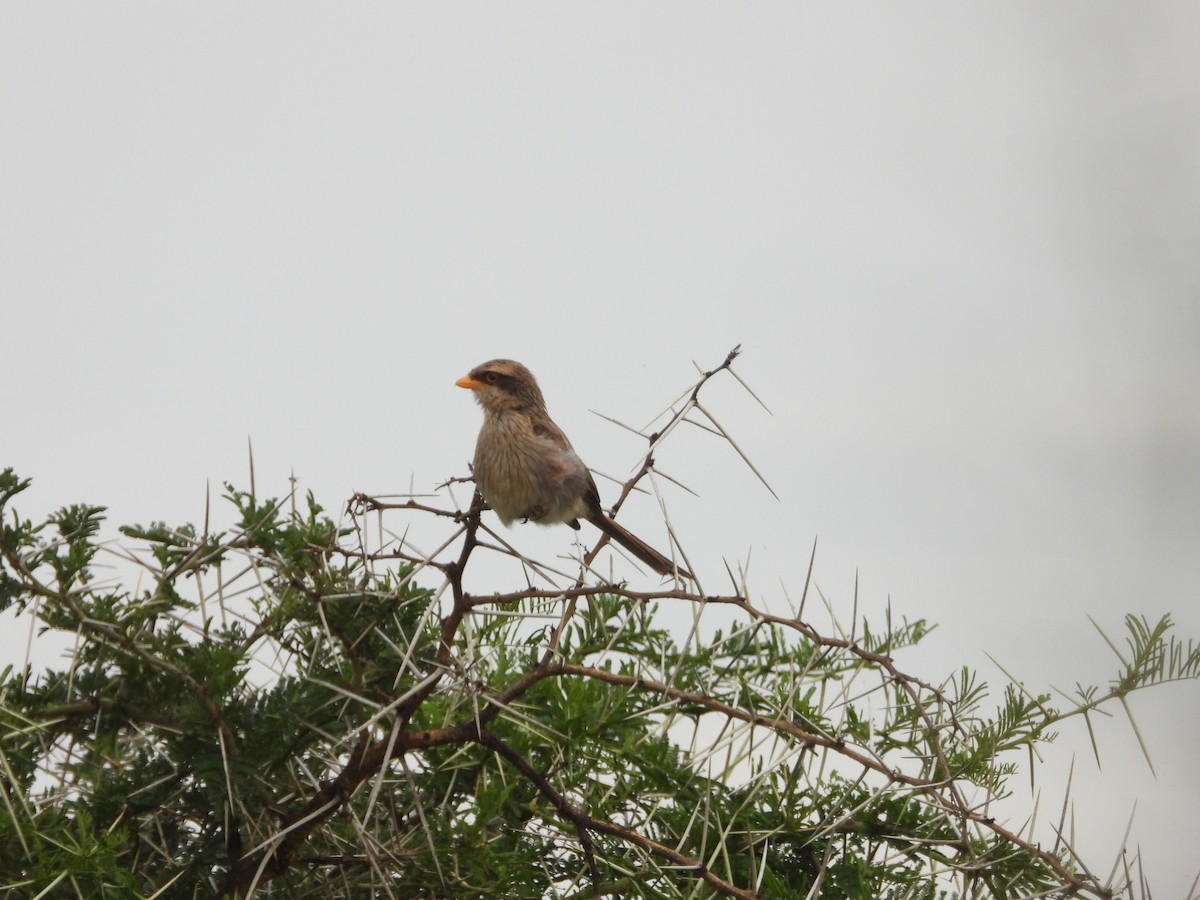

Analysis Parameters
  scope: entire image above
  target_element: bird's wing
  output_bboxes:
[530,417,574,451]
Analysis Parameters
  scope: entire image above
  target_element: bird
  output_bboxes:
[456,359,689,578]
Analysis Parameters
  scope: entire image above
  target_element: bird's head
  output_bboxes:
[455,359,547,414]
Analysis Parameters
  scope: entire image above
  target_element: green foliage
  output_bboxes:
[0,466,1195,898]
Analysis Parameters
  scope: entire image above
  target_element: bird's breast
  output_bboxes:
[473,414,590,526]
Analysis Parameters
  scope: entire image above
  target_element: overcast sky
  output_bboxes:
[3,4,1199,894]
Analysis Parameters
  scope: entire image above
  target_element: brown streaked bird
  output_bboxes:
[456,359,689,578]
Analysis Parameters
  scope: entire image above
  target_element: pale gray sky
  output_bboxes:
[3,4,1199,894]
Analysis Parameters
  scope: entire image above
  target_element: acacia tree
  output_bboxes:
[2,350,1197,899]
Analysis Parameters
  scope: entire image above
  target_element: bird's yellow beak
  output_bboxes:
[456,375,485,390]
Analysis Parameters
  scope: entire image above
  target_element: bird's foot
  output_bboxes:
[521,505,547,524]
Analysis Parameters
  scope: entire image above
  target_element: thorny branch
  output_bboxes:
[225,345,1112,897]
[2,346,1152,898]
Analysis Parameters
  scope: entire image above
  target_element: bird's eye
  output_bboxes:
[485,372,498,384]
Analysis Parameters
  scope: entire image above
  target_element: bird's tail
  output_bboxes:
[589,514,690,579]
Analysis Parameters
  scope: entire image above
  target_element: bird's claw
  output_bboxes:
[521,504,547,524]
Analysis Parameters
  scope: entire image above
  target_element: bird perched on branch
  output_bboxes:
[456,359,689,578]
